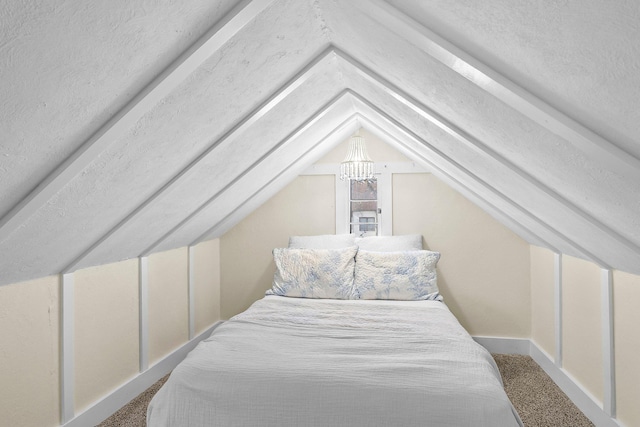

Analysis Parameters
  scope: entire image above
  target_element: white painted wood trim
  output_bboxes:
[353,95,577,254]
[302,161,427,237]
[61,273,75,423]
[0,0,275,246]
[335,176,350,235]
[191,116,361,243]
[601,268,616,417]
[139,257,149,373]
[159,92,356,250]
[188,247,196,340]
[554,252,563,368]
[62,47,335,273]
[530,342,622,427]
[338,50,622,267]
[472,336,531,355]
[62,322,223,427]
[376,167,392,236]
[356,114,553,250]
[364,0,640,179]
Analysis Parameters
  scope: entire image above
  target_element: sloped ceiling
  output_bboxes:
[1,0,639,286]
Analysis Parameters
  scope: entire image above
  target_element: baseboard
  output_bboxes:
[529,342,623,427]
[62,321,223,427]
[472,335,531,355]
[473,336,623,427]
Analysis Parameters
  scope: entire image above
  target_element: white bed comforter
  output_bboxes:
[147,296,523,427]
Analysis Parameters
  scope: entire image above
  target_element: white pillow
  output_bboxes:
[288,234,356,249]
[353,250,442,301]
[355,234,423,252]
[267,246,357,299]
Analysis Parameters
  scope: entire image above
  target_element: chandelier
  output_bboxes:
[340,133,374,181]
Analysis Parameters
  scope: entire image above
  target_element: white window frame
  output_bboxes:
[302,162,428,236]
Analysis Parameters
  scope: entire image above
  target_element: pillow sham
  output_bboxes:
[355,234,423,252]
[353,250,442,301]
[288,234,356,249]
[267,246,358,299]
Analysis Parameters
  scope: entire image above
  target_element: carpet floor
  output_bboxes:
[98,354,594,427]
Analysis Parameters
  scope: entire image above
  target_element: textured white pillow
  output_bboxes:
[267,246,357,299]
[355,234,423,252]
[288,234,356,249]
[353,250,442,300]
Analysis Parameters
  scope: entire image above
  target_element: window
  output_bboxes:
[349,179,378,237]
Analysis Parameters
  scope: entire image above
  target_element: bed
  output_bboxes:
[147,234,523,426]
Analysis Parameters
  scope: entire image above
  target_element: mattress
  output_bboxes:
[147,295,523,426]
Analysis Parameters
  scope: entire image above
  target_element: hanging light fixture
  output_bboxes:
[340,131,374,181]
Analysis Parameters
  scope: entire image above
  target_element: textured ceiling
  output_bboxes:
[1,0,639,286]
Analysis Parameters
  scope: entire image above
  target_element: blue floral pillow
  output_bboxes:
[353,250,442,300]
[267,246,358,299]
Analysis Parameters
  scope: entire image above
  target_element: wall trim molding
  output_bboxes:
[474,337,624,427]
[62,321,222,427]
[472,336,530,355]
[601,268,616,417]
[554,252,563,368]
[60,273,75,424]
[530,341,623,427]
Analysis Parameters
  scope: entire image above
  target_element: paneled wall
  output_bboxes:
[530,246,640,427]
[0,276,60,426]
[74,259,139,413]
[0,239,220,426]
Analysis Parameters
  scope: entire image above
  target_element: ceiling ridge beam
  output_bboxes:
[61,46,336,273]
[335,49,640,260]
[0,0,275,244]
[191,115,361,245]
[139,89,356,256]
[349,93,608,267]
[363,0,640,180]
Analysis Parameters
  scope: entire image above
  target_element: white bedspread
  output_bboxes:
[147,296,523,426]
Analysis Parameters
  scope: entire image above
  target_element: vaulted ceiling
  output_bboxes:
[1,0,639,286]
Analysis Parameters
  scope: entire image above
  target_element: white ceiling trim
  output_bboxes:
[348,92,609,267]
[355,114,553,251]
[335,49,640,264]
[140,89,356,256]
[191,115,362,244]
[61,42,633,272]
[362,0,640,180]
[0,0,275,245]
[61,46,337,273]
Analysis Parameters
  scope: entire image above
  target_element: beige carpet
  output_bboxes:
[99,354,594,427]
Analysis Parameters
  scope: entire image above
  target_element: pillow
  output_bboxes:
[353,250,442,301]
[288,234,356,249]
[267,246,358,299]
[355,234,423,252]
